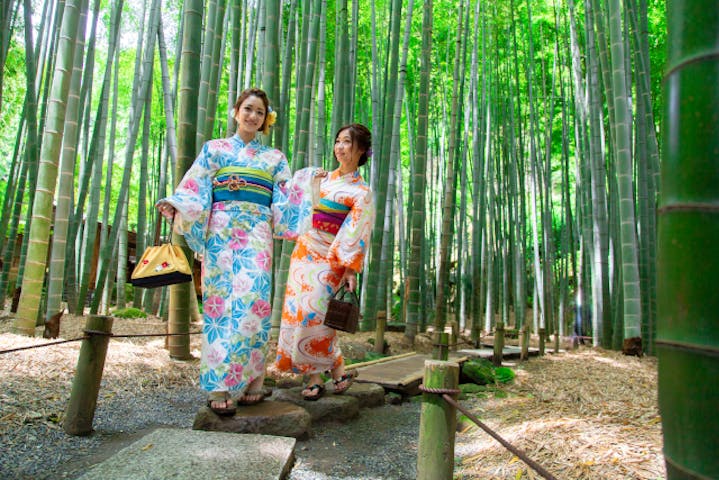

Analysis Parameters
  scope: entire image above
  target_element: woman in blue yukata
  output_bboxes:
[157,88,299,416]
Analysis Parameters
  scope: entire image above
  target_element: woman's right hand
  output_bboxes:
[156,201,176,220]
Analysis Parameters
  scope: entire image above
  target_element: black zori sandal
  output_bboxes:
[207,391,237,416]
[302,384,325,401]
[333,370,358,394]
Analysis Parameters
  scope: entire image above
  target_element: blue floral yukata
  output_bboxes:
[160,134,298,395]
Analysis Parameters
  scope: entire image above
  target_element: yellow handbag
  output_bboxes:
[130,243,192,288]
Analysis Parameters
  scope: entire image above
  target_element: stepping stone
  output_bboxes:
[341,381,385,408]
[272,386,359,423]
[77,427,295,480]
[193,400,311,439]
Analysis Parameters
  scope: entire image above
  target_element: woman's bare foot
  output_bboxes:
[237,376,271,405]
[207,391,236,416]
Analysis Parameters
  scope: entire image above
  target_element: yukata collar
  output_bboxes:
[233,134,261,149]
[330,168,360,181]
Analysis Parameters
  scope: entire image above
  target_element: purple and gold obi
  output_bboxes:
[313,198,351,235]
[212,167,273,207]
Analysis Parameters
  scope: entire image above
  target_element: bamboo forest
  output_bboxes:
[0,0,717,478]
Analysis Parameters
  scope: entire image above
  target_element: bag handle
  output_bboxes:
[167,216,176,245]
[333,284,359,305]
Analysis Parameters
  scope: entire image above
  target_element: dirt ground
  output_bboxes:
[0,311,665,479]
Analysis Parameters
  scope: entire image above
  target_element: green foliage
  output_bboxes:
[462,358,516,386]
[0,39,27,186]
[112,307,147,318]
[494,367,516,384]
[391,292,402,320]
[462,358,496,385]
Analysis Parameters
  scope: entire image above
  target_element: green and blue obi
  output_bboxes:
[212,166,273,207]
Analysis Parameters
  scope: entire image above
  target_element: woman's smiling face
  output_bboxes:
[334,129,362,173]
[234,95,266,139]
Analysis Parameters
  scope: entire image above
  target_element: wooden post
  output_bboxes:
[374,310,386,354]
[64,315,114,436]
[520,324,529,361]
[433,331,449,360]
[493,322,504,366]
[417,360,459,480]
[539,327,546,356]
[449,322,458,352]
[554,331,560,353]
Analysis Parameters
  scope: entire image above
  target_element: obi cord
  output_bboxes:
[212,166,273,207]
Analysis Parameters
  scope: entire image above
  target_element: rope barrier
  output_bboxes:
[440,392,559,480]
[0,330,202,355]
[111,331,202,339]
[418,384,462,395]
[0,336,89,355]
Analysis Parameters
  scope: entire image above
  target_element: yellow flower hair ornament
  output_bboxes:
[263,107,277,135]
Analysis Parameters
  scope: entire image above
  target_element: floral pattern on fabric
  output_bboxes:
[275,168,374,374]
[159,135,293,394]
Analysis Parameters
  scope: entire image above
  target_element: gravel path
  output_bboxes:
[0,386,420,480]
[289,400,420,480]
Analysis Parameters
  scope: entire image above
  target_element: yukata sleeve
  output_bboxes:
[157,143,216,256]
[272,166,317,241]
[328,186,375,272]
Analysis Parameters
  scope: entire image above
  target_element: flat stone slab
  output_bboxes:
[77,427,296,480]
[342,381,385,408]
[272,386,359,423]
[193,400,311,439]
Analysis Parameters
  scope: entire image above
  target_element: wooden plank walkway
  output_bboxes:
[352,346,541,395]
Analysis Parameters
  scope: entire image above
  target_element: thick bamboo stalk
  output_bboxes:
[416,360,459,480]
[658,1,719,477]
[433,331,449,361]
[64,315,113,436]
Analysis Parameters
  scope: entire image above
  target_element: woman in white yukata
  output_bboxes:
[157,88,299,415]
[274,123,375,401]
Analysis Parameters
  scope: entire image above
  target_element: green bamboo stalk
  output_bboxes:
[167,0,203,360]
[45,0,90,330]
[434,1,465,335]
[657,1,719,476]
[196,0,218,145]
[607,0,642,348]
[13,0,82,335]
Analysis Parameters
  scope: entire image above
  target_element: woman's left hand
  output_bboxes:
[341,268,358,292]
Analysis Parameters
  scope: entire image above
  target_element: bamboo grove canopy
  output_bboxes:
[1,0,718,476]
[1,0,667,347]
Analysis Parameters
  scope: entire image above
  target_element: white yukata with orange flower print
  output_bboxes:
[160,134,299,395]
[274,167,375,375]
